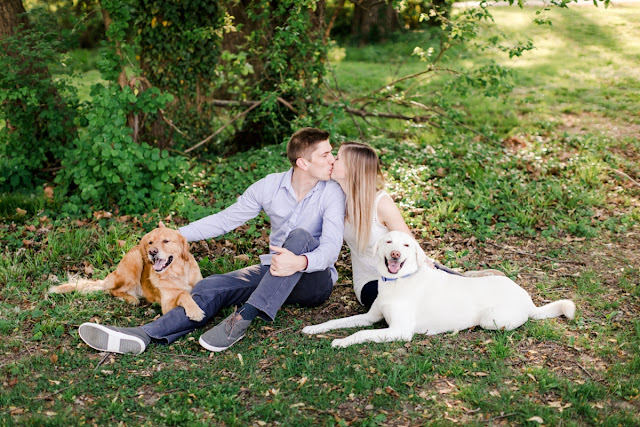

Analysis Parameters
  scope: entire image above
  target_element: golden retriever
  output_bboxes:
[49,222,205,321]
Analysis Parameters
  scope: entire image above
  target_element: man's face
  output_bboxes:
[304,140,335,181]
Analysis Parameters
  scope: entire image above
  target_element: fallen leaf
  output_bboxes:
[50,354,59,364]
[297,376,308,388]
[44,186,54,200]
[385,386,399,397]
[234,254,250,263]
[16,208,27,216]
[84,264,94,276]
[117,240,126,248]
[527,416,544,424]
[25,224,36,232]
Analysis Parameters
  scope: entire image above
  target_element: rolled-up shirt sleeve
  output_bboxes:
[179,179,265,242]
[301,182,345,273]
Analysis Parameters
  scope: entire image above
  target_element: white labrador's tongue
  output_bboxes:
[154,258,166,271]
[387,259,402,274]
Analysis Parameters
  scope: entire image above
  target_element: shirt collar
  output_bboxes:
[282,168,326,200]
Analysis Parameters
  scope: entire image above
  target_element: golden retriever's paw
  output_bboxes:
[186,307,206,322]
[302,325,327,335]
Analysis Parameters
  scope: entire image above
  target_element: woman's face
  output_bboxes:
[331,146,348,184]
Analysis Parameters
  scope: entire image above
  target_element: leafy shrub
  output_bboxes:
[0,28,78,192]
[56,84,190,215]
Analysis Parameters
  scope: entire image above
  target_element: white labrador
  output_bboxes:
[303,231,576,348]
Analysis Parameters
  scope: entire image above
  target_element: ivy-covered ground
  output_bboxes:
[2,4,640,426]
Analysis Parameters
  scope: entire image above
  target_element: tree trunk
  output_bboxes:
[0,0,29,38]
[351,0,399,44]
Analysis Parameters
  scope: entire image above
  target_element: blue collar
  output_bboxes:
[381,271,416,282]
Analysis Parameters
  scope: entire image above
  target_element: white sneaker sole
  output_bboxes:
[78,323,146,355]
[198,334,244,352]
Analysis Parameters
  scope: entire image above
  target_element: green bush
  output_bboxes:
[0,28,78,192]
[56,84,190,215]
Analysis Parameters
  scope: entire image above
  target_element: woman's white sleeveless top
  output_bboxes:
[343,190,389,303]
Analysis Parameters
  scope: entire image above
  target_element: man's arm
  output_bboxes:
[179,179,265,242]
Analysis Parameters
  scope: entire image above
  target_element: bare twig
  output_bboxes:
[605,167,640,187]
[324,0,346,43]
[159,109,190,139]
[94,352,112,370]
[184,101,262,153]
[276,97,297,114]
[487,413,518,423]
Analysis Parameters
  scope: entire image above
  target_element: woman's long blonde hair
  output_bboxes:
[340,142,385,253]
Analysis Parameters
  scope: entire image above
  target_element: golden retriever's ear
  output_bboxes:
[414,240,427,266]
[139,234,148,259]
[158,221,166,228]
[180,234,190,261]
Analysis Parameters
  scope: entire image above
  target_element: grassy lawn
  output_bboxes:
[2,4,640,426]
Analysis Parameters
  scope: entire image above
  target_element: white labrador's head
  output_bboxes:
[374,231,427,280]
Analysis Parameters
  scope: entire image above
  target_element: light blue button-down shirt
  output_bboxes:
[179,169,346,284]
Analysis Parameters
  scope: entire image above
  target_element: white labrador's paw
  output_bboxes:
[186,307,206,322]
[331,338,350,348]
[302,324,327,335]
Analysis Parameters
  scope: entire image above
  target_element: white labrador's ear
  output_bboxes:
[373,235,384,258]
[414,239,427,266]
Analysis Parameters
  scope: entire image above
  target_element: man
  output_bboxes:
[78,127,345,354]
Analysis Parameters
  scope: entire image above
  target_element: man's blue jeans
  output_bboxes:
[141,228,332,344]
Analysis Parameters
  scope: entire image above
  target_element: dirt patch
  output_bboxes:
[557,112,640,140]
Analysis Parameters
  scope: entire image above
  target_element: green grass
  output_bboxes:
[2,4,640,425]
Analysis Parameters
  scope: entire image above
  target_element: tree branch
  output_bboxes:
[184,101,262,153]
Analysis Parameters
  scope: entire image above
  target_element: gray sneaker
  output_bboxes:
[78,323,151,355]
[199,312,251,352]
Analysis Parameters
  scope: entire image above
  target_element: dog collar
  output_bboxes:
[381,272,415,282]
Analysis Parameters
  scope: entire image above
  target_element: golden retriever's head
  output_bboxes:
[374,231,426,279]
[139,222,190,274]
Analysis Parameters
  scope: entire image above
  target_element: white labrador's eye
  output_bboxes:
[404,244,410,247]
[386,240,392,244]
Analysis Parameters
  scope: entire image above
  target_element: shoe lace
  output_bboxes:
[225,312,243,335]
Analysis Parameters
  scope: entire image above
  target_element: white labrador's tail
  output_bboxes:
[530,299,576,320]
[48,275,107,294]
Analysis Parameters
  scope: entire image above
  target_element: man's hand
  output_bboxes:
[269,245,307,277]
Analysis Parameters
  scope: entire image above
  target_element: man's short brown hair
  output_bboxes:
[286,127,330,167]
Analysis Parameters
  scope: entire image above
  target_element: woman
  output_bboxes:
[331,141,498,309]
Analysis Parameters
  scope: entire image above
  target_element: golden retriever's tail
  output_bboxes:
[48,275,108,294]
[530,299,576,320]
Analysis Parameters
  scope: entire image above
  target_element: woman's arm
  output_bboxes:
[377,194,412,234]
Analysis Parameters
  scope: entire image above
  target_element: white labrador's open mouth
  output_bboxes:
[385,257,405,275]
[151,255,173,273]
